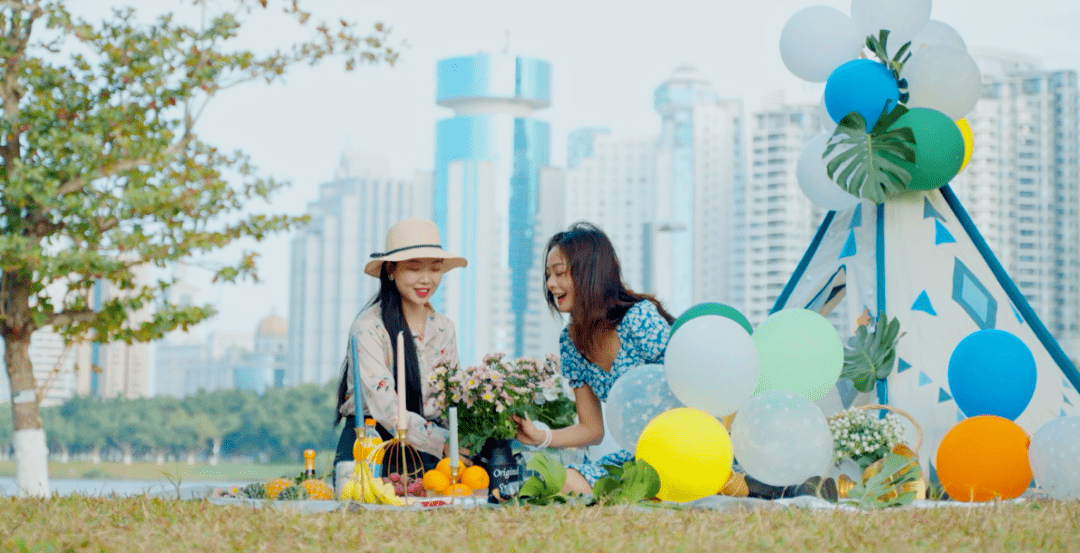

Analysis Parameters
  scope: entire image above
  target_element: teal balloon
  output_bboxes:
[751,309,843,401]
[671,302,752,336]
[888,107,964,190]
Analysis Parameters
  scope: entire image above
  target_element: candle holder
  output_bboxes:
[372,427,426,502]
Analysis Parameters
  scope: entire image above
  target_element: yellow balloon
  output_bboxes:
[956,118,974,172]
[635,408,733,502]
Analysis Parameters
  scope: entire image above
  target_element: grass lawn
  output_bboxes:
[0,461,305,482]
[2,496,1078,552]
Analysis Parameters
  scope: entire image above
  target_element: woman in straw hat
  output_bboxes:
[513,222,675,494]
[334,218,469,472]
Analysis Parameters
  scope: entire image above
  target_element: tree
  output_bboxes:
[0,0,397,496]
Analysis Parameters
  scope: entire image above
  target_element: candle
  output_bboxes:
[396,331,406,430]
[350,335,363,429]
[448,407,459,469]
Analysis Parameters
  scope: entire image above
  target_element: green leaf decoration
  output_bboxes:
[824,104,917,204]
[865,29,913,102]
[841,311,906,393]
[844,451,920,509]
[516,451,570,505]
[592,459,661,505]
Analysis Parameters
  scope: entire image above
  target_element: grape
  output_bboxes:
[388,472,402,483]
[393,482,405,496]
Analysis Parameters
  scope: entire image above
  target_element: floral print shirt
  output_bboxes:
[338,305,459,457]
[559,300,671,402]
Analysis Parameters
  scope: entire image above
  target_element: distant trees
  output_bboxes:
[14,383,341,465]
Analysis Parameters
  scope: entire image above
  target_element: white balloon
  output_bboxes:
[903,45,982,120]
[730,390,834,487]
[797,132,862,211]
[664,315,758,417]
[850,0,931,47]
[907,20,967,53]
[1029,416,1080,499]
[817,95,838,134]
[605,364,685,452]
[780,6,864,82]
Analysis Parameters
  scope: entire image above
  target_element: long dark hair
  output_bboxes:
[544,221,674,361]
[335,261,423,425]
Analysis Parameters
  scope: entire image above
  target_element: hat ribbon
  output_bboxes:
[370,244,443,259]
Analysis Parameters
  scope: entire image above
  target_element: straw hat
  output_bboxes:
[364,218,467,277]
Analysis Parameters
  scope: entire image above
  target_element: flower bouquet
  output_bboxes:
[430,353,577,454]
[827,407,906,471]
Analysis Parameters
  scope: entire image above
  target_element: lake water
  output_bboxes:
[0,477,256,498]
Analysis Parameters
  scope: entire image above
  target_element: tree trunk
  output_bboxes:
[156,452,164,465]
[187,452,196,466]
[211,437,222,466]
[2,295,49,497]
[91,445,101,465]
[61,445,70,464]
[122,444,133,466]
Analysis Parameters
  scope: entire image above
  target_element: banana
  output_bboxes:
[353,462,402,506]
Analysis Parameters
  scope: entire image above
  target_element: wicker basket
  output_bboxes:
[848,403,927,500]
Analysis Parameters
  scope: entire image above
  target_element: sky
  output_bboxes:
[89,0,1080,341]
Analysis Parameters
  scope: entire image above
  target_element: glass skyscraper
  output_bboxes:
[434,53,552,364]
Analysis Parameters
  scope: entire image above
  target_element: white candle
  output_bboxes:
[448,407,459,469]
[396,331,406,429]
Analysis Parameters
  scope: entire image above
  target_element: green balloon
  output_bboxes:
[889,107,965,191]
[671,303,752,336]
[751,309,843,401]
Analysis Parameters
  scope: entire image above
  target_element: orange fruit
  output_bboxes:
[460,465,490,491]
[444,483,472,497]
[434,457,459,483]
[422,470,451,493]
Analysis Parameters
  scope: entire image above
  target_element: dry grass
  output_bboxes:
[0,461,305,482]
[2,496,1078,553]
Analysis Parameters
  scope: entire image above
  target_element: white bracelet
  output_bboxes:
[535,428,552,450]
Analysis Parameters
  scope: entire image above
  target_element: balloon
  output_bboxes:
[936,416,1032,502]
[956,118,974,172]
[665,315,759,417]
[1029,416,1080,499]
[729,390,833,486]
[797,132,862,210]
[948,329,1037,420]
[887,107,964,191]
[903,45,982,120]
[635,408,733,502]
[907,20,967,53]
[779,6,864,83]
[824,59,900,132]
[605,364,685,452]
[671,302,752,335]
[751,309,843,401]
[817,95,837,134]
[850,0,931,48]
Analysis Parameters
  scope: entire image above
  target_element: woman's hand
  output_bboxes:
[513,415,546,447]
[442,442,473,466]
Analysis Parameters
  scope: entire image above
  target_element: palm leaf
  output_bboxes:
[845,451,920,509]
[824,104,916,204]
[840,312,906,393]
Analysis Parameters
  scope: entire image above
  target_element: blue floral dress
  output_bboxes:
[560,300,671,484]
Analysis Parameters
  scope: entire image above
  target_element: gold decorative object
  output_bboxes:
[853,404,926,501]
[720,471,749,498]
[837,474,856,499]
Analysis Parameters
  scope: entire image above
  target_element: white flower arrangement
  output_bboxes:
[827,408,906,470]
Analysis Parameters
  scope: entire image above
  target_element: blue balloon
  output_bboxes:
[824,59,900,132]
[948,329,1037,420]
[606,364,685,452]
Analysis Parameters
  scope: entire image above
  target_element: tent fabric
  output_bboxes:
[774,186,1080,470]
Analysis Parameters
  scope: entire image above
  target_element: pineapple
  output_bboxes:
[301,479,335,500]
[265,477,294,500]
[276,484,309,501]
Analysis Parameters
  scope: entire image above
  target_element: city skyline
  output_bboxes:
[71,1,1080,343]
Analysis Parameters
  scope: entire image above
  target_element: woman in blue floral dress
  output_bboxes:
[514,222,674,494]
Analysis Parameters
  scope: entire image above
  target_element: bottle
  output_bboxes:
[358,418,385,479]
[303,449,317,480]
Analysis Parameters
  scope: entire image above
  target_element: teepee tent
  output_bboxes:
[773,185,1080,471]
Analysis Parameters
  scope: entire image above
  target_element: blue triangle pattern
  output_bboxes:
[1011,303,1024,324]
[1065,394,1073,407]
[897,358,912,373]
[923,196,946,221]
[957,410,966,422]
[939,388,953,403]
[839,230,857,259]
[1063,409,1068,417]
[918,371,932,386]
[912,291,937,315]
[934,220,955,245]
[1066,378,1072,388]
[849,203,863,229]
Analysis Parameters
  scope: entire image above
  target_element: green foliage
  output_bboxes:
[516,451,572,506]
[275,484,308,501]
[239,482,267,499]
[824,104,917,204]
[841,312,905,393]
[843,451,919,509]
[865,30,913,103]
[524,397,577,433]
[592,459,661,505]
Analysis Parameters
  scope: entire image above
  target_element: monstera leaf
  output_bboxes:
[866,30,912,103]
[845,451,920,509]
[841,312,905,393]
[824,104,916,204]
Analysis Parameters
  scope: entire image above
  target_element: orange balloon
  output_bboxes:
[935,415,1031,502]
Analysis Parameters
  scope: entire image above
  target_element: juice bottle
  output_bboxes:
[355,418,385,478]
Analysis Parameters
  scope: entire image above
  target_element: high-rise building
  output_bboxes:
[731,103,831,327]
[287,151,431,385]
[524,167,568,358]
[74,265,153,399]
[949,49,1080,357]
[652,65,744,315]
[0,328,78,407]
[563,130,657,293]
[434,53,552,364]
